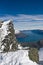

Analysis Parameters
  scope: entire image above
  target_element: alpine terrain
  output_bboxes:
[0,20,38,65]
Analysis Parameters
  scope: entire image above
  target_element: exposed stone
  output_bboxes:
[0,20,18,52]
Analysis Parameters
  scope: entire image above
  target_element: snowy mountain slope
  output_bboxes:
[0,20,38,65]
[0,50,38,65]
[0,20,18,52]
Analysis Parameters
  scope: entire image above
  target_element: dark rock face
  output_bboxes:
[21,40,43,49]
[0,20,18,52]
[0,21,3,28]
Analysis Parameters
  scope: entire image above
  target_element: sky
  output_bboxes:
[0,0,43,15]
[0,0,43,30]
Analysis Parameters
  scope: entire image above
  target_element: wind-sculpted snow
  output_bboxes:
[0,50,38,65]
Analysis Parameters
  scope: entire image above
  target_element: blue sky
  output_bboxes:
[0,0,43,15]
[0,0,43,30]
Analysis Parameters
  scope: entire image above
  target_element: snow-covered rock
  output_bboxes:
[0,50,38,65]
[0,20,18,52]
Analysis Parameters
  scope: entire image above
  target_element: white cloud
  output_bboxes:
[14,21,43,30]
[0,14,43,30]
[0,14,43,21]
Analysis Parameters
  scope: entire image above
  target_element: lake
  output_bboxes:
[16,30,43,43]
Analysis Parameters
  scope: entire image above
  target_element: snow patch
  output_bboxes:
[0,50,38,65]
[15,30,20,34]
[18,44,23,49]
[39,48,43,61]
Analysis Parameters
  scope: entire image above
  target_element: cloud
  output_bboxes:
[14,21,43,30]
[0,14,43,21]
[0,14,43,30]
[14,14,43,22]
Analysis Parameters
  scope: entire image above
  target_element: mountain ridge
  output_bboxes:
[0,20,18,52]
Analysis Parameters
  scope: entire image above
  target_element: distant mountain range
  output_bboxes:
[16,30,43,43]
[15,30,43,48]
[21,30,43,35]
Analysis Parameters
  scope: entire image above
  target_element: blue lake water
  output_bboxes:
[16,30,43,43]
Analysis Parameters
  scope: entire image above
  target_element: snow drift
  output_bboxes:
[0,50,38,65]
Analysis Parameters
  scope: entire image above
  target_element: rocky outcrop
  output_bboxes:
[0,20,3,28]
[0,20,18,52]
